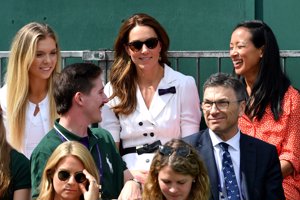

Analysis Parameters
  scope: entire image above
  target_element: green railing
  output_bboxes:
[1,50,300,88]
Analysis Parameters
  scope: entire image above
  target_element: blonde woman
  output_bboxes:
[0,22,61,158]
[0,111,31,200]
[37,141,100,200]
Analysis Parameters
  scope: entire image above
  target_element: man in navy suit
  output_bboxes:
[184,73,284,200]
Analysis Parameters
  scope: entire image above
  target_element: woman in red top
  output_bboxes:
[230,20,300,200]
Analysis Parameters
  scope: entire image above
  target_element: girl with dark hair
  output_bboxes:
[230,20,300,199]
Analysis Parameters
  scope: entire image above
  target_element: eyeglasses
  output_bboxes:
[57,170,86,183]
[159,145,191,157]
[201,100,243,111]
[127,37,159,52]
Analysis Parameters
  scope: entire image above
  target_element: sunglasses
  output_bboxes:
[127,37,159,52]
[57,170,86,183]
[159,145,191,157]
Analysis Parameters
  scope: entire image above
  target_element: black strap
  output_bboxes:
[121,147,137,156]
[121,140,162,156]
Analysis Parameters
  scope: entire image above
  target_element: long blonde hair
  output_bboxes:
[0,112,12,197]
[37,141,100,200]
[5,22,61,151]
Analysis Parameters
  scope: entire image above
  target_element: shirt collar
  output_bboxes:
[209,129,240,151]
[54,119,94,140]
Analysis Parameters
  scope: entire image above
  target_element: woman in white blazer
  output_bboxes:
[101,13,201,184]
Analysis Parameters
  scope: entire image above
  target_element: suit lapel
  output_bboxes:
[197,130,220,200]
[240,133,256,199]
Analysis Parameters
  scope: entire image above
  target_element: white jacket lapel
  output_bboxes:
[149,66,177,119]
[136,86,156,124]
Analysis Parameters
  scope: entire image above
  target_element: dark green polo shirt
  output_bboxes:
[30,119,126,199]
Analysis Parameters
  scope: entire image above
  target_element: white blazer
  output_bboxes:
[100,64,201,170]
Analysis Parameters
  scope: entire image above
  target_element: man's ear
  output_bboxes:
[238,100,246,117]
[73,92,84,106]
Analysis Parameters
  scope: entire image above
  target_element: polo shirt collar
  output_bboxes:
[54,119,98,147]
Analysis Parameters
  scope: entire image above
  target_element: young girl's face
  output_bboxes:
[29,36,57,81]
[158,165,194,200]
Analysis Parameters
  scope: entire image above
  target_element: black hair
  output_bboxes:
[234,20,290,121]
[203,72,247,101]
[53,63,102,115]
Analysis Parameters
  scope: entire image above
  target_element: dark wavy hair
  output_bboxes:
[233,20,290,121]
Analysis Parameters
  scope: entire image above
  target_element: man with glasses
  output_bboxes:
[183,73,284,200]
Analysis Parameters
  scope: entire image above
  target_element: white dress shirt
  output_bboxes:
[209,129,242,198]
[0,84,51,158]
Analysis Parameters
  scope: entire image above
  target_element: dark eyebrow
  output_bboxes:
[203,98,229,102]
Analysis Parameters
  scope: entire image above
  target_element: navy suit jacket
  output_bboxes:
[183,129,285,200]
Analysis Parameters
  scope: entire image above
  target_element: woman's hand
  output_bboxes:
[118,180,142,200]
[79,169,100,200]
[129,169,149,185]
